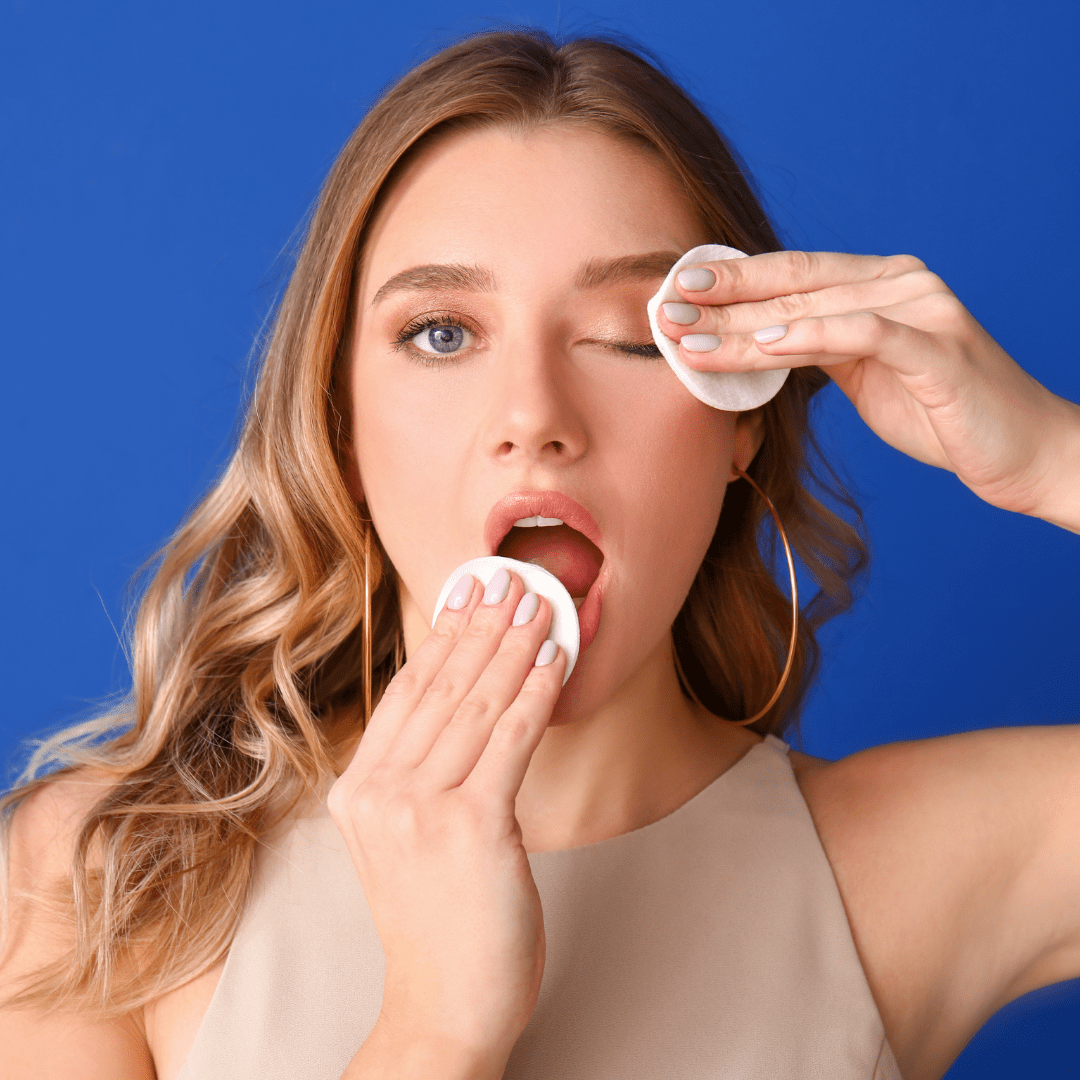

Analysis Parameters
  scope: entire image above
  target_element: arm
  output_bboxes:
[0,775,156,1080]
[343,1019,508,1079]
[798,726,1080,1080]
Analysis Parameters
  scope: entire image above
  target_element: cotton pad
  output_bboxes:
[647,244,790,411]
[431,556,580,686]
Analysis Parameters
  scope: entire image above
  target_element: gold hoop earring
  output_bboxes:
[362,521,373,732]
[672,465,799,728]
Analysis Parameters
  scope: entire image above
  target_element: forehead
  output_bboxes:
[356,125,705,302]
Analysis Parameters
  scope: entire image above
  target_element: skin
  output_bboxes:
[3,124,1080,1080]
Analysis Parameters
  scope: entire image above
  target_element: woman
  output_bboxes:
[2,28,1078,1080]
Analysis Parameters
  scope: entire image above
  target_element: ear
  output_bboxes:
[730,408,766,481]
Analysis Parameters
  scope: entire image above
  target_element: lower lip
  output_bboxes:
[575,572,604,654]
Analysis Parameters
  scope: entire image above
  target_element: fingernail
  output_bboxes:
[681,334,721,352]
[753,324,788,343]
[535,639,558,666]
[483,567,511,605]
[446,574,474,610]
[677,268,716,292]
[512,592,540,625]
[662,302,700,325]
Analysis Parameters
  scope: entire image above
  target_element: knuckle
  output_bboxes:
[329,774,385,826]
[857,310,888,343]
[422,672,465,707]
[326,777,352,821]
[454,692,496,726]
[889,253,927,274]
[908,268,945,294]
[383,668,420,701]
[724,257,747,287]
[782,249,817,279]
[922,289,965,324]
[428,619,460,647]
[495,711,533,743]
[770,292,807,322]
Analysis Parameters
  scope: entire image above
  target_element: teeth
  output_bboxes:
[512,516,564,528]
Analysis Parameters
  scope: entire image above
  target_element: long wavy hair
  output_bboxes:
[1,28,867,1017]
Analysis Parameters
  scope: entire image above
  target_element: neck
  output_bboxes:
[513,629,761,852]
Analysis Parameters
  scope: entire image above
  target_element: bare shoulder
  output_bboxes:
[1,768,155,1080]
[792,725,1080,1080]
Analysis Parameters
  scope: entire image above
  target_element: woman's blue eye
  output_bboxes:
[411,322,472,356]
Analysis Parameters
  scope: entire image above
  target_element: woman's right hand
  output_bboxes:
[327,568,566,1070]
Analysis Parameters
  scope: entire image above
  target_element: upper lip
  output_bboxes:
[484,490,604,557]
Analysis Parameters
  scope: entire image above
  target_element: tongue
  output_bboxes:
[497,524,603,598]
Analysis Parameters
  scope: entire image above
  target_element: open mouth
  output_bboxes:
[496,521,604,610]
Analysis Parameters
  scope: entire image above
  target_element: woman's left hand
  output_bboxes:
[656,251,1080,532]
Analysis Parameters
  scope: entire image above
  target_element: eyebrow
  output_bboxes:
[574,250,682,288]
[370,250,680,306]
[370,263,496,306]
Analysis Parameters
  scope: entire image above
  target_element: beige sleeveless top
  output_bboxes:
[178,735,902,1079]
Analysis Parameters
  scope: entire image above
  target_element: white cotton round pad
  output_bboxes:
[647,244,790,411]
[431,556,580,686]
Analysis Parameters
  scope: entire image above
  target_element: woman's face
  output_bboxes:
[349,124,754,721]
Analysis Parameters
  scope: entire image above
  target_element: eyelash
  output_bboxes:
[392,314,474,364]
[391,313,663,363]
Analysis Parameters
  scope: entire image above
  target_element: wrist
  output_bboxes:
[1031,396,1080,534]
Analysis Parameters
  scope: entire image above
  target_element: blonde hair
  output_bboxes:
[1,28,866,1016]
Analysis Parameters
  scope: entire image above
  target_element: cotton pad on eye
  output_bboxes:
[432,556,580,686]
[647,244,790,411]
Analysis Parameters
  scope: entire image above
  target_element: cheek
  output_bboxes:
[600,387,733,607]
[349,357,465,571]
[620,393,734,536]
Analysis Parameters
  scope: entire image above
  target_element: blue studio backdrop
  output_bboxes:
[2,1,1078,1075]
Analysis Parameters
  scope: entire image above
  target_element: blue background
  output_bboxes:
[2,0,1078,1074]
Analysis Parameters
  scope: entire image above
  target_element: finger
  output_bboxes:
[417,593,555,790]
[673,250,926,308]
[379,569,530,772]
[463,644,567,804]
[678,310,940,380]
[658,269,944,339]
[340,573,486,779]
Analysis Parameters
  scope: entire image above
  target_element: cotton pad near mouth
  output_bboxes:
[431,556,580,686]
[647,244,790,411]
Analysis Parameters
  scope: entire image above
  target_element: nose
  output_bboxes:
[481,324,588,467]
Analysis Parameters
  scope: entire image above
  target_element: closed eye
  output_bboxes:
[610,341,663,358]
[585,338,663,359]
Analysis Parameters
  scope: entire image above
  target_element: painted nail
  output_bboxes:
[483,567,511,605]
[446,574,474,610]
[535,639,558,666]
[512,592,540,626]
[681,334,722,352]
[662,302,700,325]
[677,268,716,292]
[753,324,788,343]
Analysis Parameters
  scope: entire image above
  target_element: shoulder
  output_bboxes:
[1,768,156,1080]
[5,766,120,894]
[791,725,1080,1080]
